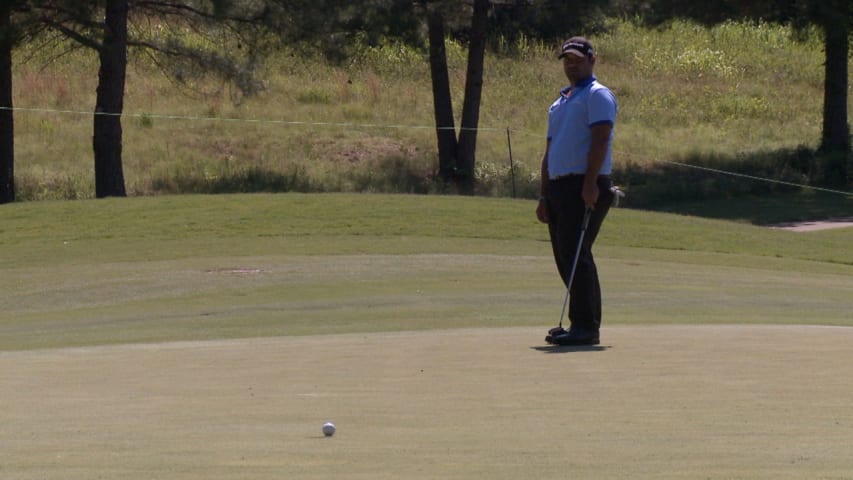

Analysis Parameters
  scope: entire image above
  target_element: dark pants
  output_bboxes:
[546,175,613,333]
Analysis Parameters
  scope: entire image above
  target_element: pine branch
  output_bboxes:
[38,16,102,51]
[135,1,268,24]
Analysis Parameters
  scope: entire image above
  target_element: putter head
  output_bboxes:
[610,185,626,207]
[546,326,568,344]
[548,326,567,336]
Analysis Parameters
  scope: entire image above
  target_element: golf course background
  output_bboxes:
[10,18,852,216]
[3,15,853,480]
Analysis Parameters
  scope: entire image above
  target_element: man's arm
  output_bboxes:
[536,140,551,223]
[582,123,612,208]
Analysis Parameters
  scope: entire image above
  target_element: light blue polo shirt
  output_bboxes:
[546,75,617,178]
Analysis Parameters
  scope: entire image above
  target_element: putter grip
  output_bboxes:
[581,208,592,230]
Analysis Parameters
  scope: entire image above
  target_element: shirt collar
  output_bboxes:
[560,75,596,96]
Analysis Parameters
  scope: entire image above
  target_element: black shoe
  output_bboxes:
[545,326,568,344]
[549,329,600,346]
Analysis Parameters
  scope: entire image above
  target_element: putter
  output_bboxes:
[546,207,592,343]
[610,185,626,207]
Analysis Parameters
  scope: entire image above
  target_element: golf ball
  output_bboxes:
[322,422,336,437]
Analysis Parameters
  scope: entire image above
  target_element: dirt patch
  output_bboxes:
[770,216,853,232]
[334,137,417,165]
[204,267,263,275]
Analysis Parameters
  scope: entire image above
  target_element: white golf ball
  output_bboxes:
[322,422,336,437]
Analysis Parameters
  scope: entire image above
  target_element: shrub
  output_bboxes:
[613,146,844,207]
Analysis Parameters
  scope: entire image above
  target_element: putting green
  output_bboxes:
[3,325,852,479]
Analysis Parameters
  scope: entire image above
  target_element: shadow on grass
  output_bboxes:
[648,191,853,225]
[530,345,612,354]
[613,146,852,224]
[142,146,850,225]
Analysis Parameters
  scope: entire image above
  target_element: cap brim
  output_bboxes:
[558,49,586,59]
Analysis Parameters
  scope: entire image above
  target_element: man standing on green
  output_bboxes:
[536,37,617,346]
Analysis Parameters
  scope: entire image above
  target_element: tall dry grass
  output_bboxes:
[9,18,844,201]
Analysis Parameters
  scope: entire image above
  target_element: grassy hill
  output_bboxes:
[10,18,852,219]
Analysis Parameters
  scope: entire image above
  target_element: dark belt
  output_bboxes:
[550,173,610,181]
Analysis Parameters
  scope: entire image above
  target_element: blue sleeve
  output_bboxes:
[546,100,557,140]
[588,88,617,127]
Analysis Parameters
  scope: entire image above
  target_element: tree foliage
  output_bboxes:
[488,0,611,46]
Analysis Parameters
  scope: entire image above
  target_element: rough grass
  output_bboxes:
[2,193,851,265]
[10,19,851,211]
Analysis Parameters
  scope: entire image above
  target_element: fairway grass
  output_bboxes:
[2,251,851,351]
[1,193,851,350]
[3,326,853,479]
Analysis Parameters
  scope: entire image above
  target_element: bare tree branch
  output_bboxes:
[36,42,86,73]
[38,17,102,51]
[127,39,182,56]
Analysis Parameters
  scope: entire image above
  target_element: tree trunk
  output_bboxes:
[455,0,489,195]
[820,8,849,155]
[0,4,14,204]
[427,5,457,183]
[93,0,128,198]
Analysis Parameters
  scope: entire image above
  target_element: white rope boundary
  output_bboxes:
[663,161,851,197]
[0,106,497,132]
[1,105,851,197]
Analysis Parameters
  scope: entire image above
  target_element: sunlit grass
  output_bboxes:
[1,194,850,350]
[10,18,843,201]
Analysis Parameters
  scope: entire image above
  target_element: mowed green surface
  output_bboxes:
[1,193,851,350]
[1,194,853,479]
[3,326,853,480]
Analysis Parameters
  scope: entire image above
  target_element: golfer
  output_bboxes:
[536,37,617,346]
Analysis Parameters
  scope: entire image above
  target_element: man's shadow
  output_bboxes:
[530,344,611,354]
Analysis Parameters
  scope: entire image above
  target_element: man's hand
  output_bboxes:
[582,178,599,208]
[583,123,611,208]
[536,199,550,223]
